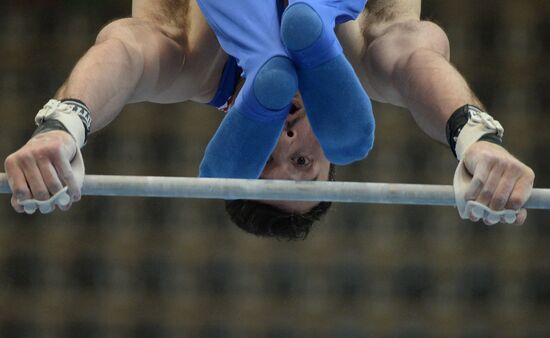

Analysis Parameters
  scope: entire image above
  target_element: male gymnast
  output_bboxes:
[3,0,535,239]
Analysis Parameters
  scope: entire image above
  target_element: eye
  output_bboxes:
[292,156,311,167]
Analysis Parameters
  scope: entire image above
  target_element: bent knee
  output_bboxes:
[254,56,298,111]
[326,139,374,165]
[324,124,375,165]
[281,3,323,51]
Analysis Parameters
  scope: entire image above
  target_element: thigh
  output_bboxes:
[288,0,367,24]
[196,0,288,77]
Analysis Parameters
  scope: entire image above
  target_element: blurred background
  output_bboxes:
[0,0,549,337]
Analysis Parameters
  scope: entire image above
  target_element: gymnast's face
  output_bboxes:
[259,95,331,213]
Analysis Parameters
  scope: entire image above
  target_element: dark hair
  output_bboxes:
[225,164,336,240]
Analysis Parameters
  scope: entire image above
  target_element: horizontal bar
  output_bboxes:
[0,173,549,209]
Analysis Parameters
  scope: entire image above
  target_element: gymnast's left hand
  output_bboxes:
[460,141,535,225]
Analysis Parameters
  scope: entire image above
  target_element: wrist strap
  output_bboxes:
[478,133,504,146]
[61,99,92,142]
[446,104,504,160]
[32,120,70,137]
[34,99,92,148]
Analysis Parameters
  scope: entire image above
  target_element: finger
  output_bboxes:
[11,196,25,213]
[464,161,492,201]
[503,212,517,224]
[469,213,481,223]
[58,200,73,211]
[37,160,64,195]
[468,203,484,222]
[4,157,32,204]
[38,202,55,214]
[475,164,505,207]
[489,166,522,211]
[20,157,50,201]
[483,213,500,226]
[514,209,528,225]
[507,174,535,210]
[52,155,80,201]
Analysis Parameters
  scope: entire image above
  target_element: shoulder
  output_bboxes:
[336,0,421,66]
[130,0,228,104]
[335,0,422,101]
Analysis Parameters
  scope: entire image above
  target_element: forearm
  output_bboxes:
[361,11,535,225]
[364,20,482,143]
[55,37,143,132]
[394,49,483,143]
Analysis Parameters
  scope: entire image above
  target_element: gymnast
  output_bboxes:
[3,0,535,239]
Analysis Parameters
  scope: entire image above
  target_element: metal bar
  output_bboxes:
[0,173,549,209]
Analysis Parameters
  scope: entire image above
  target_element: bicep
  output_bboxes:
[358,0,450,104]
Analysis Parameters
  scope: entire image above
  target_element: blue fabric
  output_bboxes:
[197,0,297,178]
[281,0,375,164]
[197,0,291,121]
[198,0,374,178]
[296,55,375,164]
[207,56,241,109]
[200,56,298,179]
[199,108,287,179]
[283,0,366,68]
[280,4,324,52]
[254,56,299,111]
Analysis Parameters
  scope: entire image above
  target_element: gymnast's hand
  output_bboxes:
[459,141,535,225]
[4,130,82,213]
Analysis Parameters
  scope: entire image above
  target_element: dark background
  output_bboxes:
[0,1,549,337]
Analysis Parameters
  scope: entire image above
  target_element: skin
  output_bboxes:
[260,96,331,214]
[4,0,534,225]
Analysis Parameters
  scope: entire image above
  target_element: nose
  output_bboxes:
[283,120,298,140]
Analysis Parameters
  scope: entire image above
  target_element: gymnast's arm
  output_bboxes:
[352,0,534,224]
[4,2,190,213]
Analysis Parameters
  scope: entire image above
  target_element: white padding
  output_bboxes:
[35,99,86,148]
[455,111,504,161]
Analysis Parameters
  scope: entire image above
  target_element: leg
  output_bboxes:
[196,0,297,178]
[281,0,375,164]
[200,56,297,179]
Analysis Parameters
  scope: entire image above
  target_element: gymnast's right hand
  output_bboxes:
[4,130,82,214]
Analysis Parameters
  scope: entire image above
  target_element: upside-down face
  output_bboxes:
[259,94,332,213]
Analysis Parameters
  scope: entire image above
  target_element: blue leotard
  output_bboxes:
[199,0,375,179]
[207,56,241,111]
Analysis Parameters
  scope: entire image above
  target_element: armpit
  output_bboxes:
[132,0,190,43]
[365,0,421,24]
